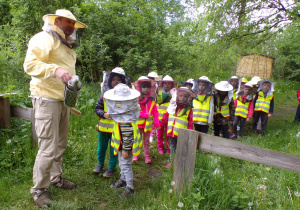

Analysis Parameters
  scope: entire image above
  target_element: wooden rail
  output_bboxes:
[173,128,300,194]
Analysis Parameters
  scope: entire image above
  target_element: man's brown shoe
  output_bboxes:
[32,189,52,208]
[52,177,77,190]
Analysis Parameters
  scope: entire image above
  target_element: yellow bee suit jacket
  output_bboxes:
[23,25,76,101]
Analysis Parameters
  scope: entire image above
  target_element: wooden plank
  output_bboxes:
[11,106,32,121]
[0,97,11,128]
[198,132,300,173]
[173,129,199,194]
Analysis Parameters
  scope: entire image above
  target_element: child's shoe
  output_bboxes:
[110,179,127,189]
[149,136,154,143]
[103,169,115,178]
[93,164,104,174]
[132,156,139,162]
[230,135,236,139]
[158,149,164,155]
[166,163,172,168]
[119,186,134,198]
[145,157,151,164]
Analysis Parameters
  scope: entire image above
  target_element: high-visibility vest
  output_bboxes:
[216,96,230,117]
[254,91,273,113]
[137,100,156,132]
[156,90,170,120]
[193,94,212,123]
[98,99,114,133]
[235,96,250,118]
[233,89,238,100]
[111,122,142,156]
[167,108,191,137]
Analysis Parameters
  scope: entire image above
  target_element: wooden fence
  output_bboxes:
[0,94,80,145]
[173,129,300,194]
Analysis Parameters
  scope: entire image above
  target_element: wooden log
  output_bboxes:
[198,132,300,173]
[0,97,11,128]
[173,129,199,194]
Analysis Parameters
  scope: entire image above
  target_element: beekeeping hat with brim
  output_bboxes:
[195,76,214,95]
[104,83,140,101]
[158,75,177,88]
[178,86,197,99]
[215,81,233,92]
[107,67,127,89]
[215,81,233,104]
[43,9,87,28]
[181,78,194,88]
[257,80,275,96]
[133,76,156,97]
[249,76,262,86]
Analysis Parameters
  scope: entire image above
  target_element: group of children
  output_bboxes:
[93,67,275,197]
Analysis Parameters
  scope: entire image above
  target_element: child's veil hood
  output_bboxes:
[257,80,275,96]
[194,76,214,95]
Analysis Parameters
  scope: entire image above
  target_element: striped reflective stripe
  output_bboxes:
[254,92,273,113]
[98,120,114,133]
[193,109,210,113]
[144,117,153,132]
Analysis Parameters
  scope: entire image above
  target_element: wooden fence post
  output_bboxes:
[173,128,200,194]
[0,96,11,129]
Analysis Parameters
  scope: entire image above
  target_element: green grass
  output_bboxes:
[1,79,300,209]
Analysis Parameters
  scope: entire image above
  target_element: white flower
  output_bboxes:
[169,189,173,193]
[248,202,253,207]
[6,139,12,144]
[294,191,300,197]
[256,184,267,190]
[263,177,267,181]
[178,202,184,208]
[266,167,270,171]
[213,168,221,175]
[89,126,93,129]
[171,181,175,186]
[296,132,300,137]
[83,135,87,139]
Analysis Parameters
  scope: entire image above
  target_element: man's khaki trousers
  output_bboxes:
[30,98,70,193]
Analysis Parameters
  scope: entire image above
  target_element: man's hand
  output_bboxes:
[104,113,112,119]
[55,68,72,84]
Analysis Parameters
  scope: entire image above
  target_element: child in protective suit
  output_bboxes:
[156,75,177,154]
[213,81,235,139]
[132,76,160,163]
[104,83,142,198]
[166,87,195,167]
[193,76,214,134]
[252,80,275,136]
[94,67,127,177]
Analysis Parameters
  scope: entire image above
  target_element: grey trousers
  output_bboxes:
[119,151,134,188]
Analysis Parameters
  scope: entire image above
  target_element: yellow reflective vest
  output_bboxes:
[235,96,250,118]
[98,99,114,133]
[167,107,191,137]
[216,96,230,117]
[193,94,212,123]
[111,122,142,156]
[137,100,156,132]
[254,91,274,113]
[156,90,171,120]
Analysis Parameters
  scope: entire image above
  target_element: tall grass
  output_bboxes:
[1,78,300,209]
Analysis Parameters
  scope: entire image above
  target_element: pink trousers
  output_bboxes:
[156,123,170,153]
[138,128,151,158]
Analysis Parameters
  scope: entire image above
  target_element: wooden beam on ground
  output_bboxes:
[0,97,11,129]
[198,132,300,173]
[173,129,199,194]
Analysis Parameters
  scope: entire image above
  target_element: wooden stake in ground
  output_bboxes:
[173,129,199,194]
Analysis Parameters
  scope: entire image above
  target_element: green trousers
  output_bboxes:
[97,132,118,169]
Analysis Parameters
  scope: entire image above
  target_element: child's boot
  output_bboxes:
[132,155,139,162]
[111,179,127,189]
[119,186,134,198]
